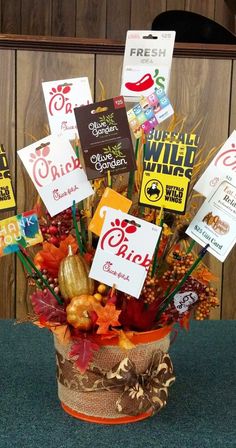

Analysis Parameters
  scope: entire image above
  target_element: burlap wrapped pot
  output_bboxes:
[55,325,175,424]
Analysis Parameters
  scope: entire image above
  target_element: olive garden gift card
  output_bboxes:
[139,130,199,213]
[186,180,236,262]
[74,96,136,180]
[0,144,16,211]
[0,210,42,257]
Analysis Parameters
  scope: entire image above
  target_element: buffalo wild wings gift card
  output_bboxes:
[0,144,16,211]
[18,135,93,217]
[89,209,162,298]
[74,96,136,179]
[139,130,199,213]
[186,180,236,262]
[42,77,93,139]
[120,30,175,102]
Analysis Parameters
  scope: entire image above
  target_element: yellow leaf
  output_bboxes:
[118,330,135,350]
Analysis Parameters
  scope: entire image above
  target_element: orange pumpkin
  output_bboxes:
[66,294,99,331]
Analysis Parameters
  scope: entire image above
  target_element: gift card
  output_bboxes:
[186,180,236,262]
[89,208,162,298]
[139,130,199,213]
[0,144,16,211]
[18,135,93,217]
[194,130,236,197]
[0,210,42,256]
[120,31,175,102]
[74,96,136,179]
[42,77,93,139]
[127,87,174,139]
[89,188,132,236]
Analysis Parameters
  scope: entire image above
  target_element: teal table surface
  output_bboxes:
[0,320,236,448]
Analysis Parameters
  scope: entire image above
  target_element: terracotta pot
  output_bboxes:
[55,325,173,424]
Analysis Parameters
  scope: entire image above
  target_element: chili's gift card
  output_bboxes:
[74,96,136,180]
[139,130,199,213]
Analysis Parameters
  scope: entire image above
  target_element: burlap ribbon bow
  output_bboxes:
[56,350,175,417]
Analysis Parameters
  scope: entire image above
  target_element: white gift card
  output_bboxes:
[89,208,162,298]
[18,135,93,217]
[42,77,93,139]
[194,130,236,197]
[120,31,175,102]
[186,180,236,262]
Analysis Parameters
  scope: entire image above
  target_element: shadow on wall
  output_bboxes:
[152,10,236,44]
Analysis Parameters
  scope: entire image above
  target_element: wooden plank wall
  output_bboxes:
[0,47,236,319]
[0,0,235,38]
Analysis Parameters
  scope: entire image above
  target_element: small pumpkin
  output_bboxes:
[58,246,94,301]
[66,294,98,330]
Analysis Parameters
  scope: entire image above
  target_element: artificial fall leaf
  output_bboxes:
[34,321,71,345]
[179,313,190,331]
[162,223,173,237]
[117,330,135,350]
[34,235,78,276]
[193,267,218,284]
[31,290,67,324]
[96,303,121,334]
[120,298,160,332]
[69,338,100,373]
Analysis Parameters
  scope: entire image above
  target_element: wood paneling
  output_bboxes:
[131,0,166,30]
[166,0,185,10]
[52,0,76,37]
[76,0,106,38]
[16,50,94,318]
[21,0,52,35]
[222,59,236,320]
[168,58,232,319]
[215,0,235,33]
[106,0,130,40]
[1,0,21,34]
[95,54,123,100]
[0,50,16,318]
[185,0,215,18]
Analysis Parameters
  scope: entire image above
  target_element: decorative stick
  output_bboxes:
[17,251,43,290]
[73,139,87,246]
[186,239,196,254]
[127,138,140,199]
[19,247,63,305]
[151,208,164,278]
[107,170,112,188]
[72,200,84,255]
[156,244,209,320]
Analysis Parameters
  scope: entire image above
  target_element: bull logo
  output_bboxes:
[144,179,163,202]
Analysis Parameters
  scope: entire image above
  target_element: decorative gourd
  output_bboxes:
[66,294,98,330]
[58,246,94,301]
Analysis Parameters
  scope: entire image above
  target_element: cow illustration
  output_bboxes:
[146,182,160,198]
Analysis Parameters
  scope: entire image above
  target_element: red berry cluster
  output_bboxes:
[40,208,79,246]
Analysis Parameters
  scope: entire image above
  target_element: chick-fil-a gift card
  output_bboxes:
[120,31,175,102]
[18,135,93,217]
[127,87,174,139]
[0,210,42,257]
[89,188,132,236]
[42,77,93,139]
[194,130,236,198]
[74,96,136,179]
[0,144,16,211]
[89,209,162,298]
[186,180,236,262]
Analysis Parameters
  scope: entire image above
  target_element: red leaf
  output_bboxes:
[31,290,67,324]
[69,338,100,374]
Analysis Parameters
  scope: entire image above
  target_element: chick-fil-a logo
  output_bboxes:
[48,83,72,116]
[214,143,236,171]
[29,143,81,188]
[100,218,152,270]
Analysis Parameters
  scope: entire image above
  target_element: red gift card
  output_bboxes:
[74,97,136,180]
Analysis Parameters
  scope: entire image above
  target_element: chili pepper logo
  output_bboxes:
[125,74,154,92]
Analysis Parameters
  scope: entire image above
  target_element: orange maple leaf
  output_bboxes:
[193,266,218,285]
[34,235,78,276]
[96,303,121,334]
[34,320,71,345]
